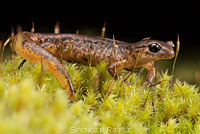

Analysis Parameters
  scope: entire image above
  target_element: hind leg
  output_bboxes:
[13,34,75,100]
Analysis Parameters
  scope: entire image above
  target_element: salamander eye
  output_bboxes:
[149,43,161,53]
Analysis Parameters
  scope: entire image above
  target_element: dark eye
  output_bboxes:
[149,43,161,53]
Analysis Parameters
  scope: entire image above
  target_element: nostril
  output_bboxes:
[172,43,175,48]
[172,43,176,52]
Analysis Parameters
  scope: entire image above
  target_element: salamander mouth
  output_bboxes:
[143,51,175,60]
[165,50,175,59]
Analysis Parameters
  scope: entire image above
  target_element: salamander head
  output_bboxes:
[132,40,175,64]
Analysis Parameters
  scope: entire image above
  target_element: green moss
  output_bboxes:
[0,57,199,134]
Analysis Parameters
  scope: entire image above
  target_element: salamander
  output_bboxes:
[12,31,175,100]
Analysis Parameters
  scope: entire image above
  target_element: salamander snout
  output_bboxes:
[166,41,175,59]
[168,49,175,58]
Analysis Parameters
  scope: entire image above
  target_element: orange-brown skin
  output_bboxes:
[13,31,175,100]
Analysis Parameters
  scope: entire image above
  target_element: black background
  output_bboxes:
[0,2,199,50]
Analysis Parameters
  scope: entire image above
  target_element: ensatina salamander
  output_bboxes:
[13,32,175,100]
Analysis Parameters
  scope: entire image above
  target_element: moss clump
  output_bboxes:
[0,58,199,134]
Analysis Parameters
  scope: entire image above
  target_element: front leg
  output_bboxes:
[108,60,127,80]
[143,62,155,85]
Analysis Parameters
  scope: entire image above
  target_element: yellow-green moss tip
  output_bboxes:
[0,57,199,134]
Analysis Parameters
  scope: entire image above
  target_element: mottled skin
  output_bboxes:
[13,31,175,100]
